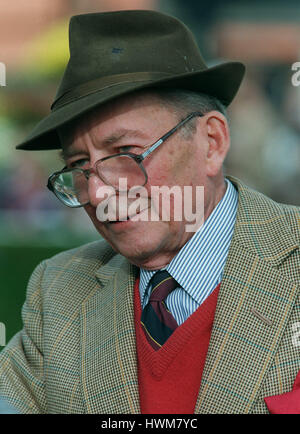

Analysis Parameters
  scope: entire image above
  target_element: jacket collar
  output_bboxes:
[226,176,298,266]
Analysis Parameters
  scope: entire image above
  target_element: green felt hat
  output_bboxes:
[16,10,245,151]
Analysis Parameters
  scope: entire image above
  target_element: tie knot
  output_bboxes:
[149,270,178,302]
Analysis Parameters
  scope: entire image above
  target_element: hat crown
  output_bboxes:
[16,9,245,151]
[55,10,206,102]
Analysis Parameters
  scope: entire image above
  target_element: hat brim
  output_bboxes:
[16,61,245,151]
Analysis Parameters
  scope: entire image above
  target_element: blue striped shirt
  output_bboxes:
[139,178,238,325]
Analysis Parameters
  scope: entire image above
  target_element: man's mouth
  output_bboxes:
[107,207,149,224]
[108,216,130,224]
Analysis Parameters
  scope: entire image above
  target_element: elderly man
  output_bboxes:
[0,10,299,414]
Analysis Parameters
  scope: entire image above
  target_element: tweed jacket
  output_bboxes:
[0,176,299,414]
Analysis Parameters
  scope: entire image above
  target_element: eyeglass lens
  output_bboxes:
[52,155,146,206]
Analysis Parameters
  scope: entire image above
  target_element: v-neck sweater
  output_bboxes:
[134,277,220,414]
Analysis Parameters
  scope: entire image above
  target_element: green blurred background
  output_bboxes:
[1,0,300,348]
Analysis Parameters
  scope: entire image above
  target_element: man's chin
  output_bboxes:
[99,231,164,265]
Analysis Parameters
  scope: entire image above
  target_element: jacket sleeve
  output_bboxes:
[0,261,47,413]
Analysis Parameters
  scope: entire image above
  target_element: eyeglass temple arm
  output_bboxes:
[140,111,203,160]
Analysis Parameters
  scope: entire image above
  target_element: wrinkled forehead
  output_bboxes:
[57,90,170,149]
[57,90,173,150]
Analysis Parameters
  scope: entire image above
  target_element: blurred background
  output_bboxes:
[0,0,300,345]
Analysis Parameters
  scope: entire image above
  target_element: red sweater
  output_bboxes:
[134,277,220,414]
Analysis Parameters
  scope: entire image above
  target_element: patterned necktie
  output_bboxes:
[141,270,178,350]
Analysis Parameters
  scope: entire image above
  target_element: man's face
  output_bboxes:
[59,92,227,269]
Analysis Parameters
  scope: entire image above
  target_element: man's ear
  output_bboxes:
[204,111,230,177]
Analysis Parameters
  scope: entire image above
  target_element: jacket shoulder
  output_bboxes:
[228,176,300,253]
[44,238,116,269]
[280,202,300,244]
[36,239,118,309]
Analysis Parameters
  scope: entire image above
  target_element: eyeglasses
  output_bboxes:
[47,111,203,208]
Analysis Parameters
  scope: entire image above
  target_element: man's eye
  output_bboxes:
[118,145,133,153]
[70,159,89,168]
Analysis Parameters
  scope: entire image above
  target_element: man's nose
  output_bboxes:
[87,173,115,208]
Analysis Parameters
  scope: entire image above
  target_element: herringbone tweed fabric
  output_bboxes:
[0,176,299,413]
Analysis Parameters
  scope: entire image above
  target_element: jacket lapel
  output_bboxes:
[195,177,299,413]
[80,253,140,413]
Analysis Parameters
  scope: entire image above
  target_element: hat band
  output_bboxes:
[51,71,175,111]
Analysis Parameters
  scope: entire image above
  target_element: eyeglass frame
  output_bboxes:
[47,111,203,208]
